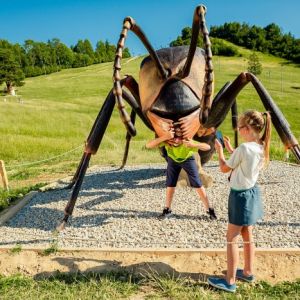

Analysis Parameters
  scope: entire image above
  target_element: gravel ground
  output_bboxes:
[0,161,299,249]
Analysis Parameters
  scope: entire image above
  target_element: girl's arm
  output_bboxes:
[224,136,234,154]
[214,139,232,173]
[146,131,174,149]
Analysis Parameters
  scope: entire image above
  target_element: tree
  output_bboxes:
[247,52,262,75]
[48,38,74,68]
[23,40,57,76]
[72,53,93,68]
[181,27,192,40]
[73,39,94,64]
[123,47,131,58]
[0,48,25,94]
[105,40,115,61]
[95,40,106,63]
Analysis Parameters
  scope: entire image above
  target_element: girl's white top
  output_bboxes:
[226,142,264,190]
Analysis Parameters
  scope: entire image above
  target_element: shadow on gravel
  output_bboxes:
[2,167,166,232]
[81,167,166,191]
[68,209,216,228]
[4,207,215,232]
[5,197,299,242]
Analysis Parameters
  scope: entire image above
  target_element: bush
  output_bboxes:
[211,38,239,56]
[72,53,94,68]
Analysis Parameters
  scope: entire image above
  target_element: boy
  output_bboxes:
[146,125,217,220]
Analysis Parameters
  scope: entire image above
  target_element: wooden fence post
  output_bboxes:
[0,160,9,191]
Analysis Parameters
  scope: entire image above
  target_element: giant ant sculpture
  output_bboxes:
[57,5,300,230]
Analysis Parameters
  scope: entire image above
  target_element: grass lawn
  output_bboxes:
[0,272,299,300]
[0,50,299,200]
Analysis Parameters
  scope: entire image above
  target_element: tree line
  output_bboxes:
[2,21,299,94]
[0,38,130,93]
[209,22,300,63]
[170,22,300,64]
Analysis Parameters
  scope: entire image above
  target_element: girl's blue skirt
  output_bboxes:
[228,185,263,226]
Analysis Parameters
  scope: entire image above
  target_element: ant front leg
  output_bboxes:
[119,109,136,170]
[118,76,153,169]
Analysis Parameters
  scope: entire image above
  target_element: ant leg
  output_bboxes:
[119,110,136,170]
[206,72,300,162]
[57,90,116,230]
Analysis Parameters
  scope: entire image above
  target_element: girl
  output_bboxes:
[208,110,271,293]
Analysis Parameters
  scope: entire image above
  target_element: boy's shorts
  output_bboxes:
[166,155,202,188]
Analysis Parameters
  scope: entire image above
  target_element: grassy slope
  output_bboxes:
[0,50,299,187]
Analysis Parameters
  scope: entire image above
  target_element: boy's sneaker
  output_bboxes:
[207,208,217,220]
[207,277,236,293]
[236,269,255,283]
[159,207,172,219]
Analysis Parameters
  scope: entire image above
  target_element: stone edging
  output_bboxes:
[0,191,38,226]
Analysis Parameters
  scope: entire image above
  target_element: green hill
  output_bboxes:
[0,49,299,188]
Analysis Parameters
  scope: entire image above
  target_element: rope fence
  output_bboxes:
[6,144,84,170]
[0,144,85,190]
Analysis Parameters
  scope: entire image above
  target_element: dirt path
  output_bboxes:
[0,248,299,283]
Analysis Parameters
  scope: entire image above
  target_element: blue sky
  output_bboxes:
[0,0,299,55]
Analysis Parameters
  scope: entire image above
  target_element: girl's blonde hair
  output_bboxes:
[239,110,272,165]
